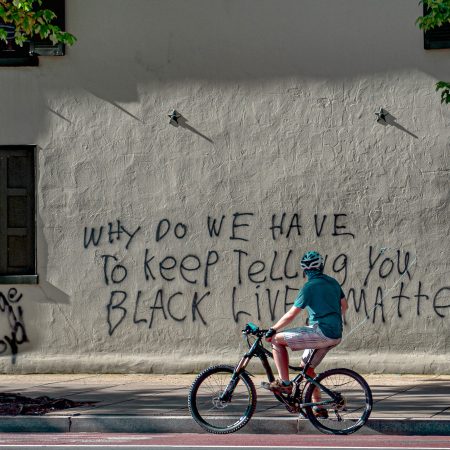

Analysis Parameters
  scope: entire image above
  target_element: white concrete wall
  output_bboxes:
[0,0,449,374]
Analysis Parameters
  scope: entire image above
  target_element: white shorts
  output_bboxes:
[281,324,341,368]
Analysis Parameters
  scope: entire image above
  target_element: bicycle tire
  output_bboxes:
[304,368,372,435]
[188,364,257,434]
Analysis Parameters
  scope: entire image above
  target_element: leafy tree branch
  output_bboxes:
[0,0,76,46]
[417,0,450,104]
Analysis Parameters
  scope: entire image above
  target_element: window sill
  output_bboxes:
[0,56,39,66]
[424,42,450,49]
[0,275,39,284]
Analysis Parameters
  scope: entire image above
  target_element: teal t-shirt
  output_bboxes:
[294,272,345,339]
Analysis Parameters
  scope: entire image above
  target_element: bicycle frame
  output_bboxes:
[224,333,341,414]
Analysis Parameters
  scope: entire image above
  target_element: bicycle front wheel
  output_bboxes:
[304,368,372,435]
[188,364,257,434]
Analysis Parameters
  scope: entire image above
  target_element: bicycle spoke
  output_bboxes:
[304,368,372,435]
[188,365,257,433]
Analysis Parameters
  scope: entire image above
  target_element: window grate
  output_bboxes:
[0,146,36,277]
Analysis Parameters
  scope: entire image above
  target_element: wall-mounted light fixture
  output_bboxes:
[375,107,387,124]
[168,110,181,127]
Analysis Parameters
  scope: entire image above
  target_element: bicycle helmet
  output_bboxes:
[300,251,324,271]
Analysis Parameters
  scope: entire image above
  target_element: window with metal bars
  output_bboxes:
[0,146,37,284]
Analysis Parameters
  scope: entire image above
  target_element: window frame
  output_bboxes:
[423,5,450,49]
[0,145,38,285]
[0,0,66,67]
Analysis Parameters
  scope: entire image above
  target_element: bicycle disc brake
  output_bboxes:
[212,396,228,409]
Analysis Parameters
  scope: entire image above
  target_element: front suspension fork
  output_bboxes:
[219,356,251,402]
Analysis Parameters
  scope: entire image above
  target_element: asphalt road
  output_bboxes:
[0,434,449,450]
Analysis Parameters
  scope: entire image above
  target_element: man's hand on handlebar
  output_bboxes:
[242,323,275,340]
[265,327,277,343]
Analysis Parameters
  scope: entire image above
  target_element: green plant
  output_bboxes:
[0,0,76,47]
[416,0,450,104]
[435,81,450,103]
[416,0,450,30]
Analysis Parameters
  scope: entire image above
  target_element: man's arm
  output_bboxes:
[341,297,348,321]
[266,305,302,341]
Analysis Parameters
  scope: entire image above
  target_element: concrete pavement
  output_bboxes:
[0,373,448,435]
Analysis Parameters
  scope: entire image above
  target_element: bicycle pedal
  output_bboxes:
[313,407,329,419]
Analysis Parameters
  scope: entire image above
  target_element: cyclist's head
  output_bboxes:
[300,251,324,275]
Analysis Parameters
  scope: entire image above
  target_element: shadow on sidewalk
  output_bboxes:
[0,379,449,418]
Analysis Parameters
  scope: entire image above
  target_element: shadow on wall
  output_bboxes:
[35,147,71,307]
[376,109,419,139]
[58,0,450,106]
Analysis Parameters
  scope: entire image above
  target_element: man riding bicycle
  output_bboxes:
[262,251,348,410]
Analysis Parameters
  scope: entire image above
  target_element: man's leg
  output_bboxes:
[261,333,293,393]
[302,345,339,415]
[301,349,320,402]
[271,333,290,381]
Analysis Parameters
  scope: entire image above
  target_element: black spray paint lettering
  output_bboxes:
[231,285,299,323]
[321,253,349,286]
[84,220,141,249]
[433,287,450,318]
[372,287,386,324]
[234,250,347,287]
[415,281,429,316]
[207,213,256,240]
[207,215,226,238]
[333,254,348,286]
[269,213,302,240]
[255,286,280,321]
[82,212,450,329]
[284,286,299,312]
[269,251,296,281]
[143,250,219,287]
[347,282,450,323]
[156,219,188,242]
[107,290,127,336]
[313,214,355,238]
[147,290,210,327]
[231,286,252,323]
[332,214,355,238]
[233,249,299,285]
[363,246,412,287]
[133,289,188,326]
[229,213,254,242]
[148,289,168,328]
[101,255,128,285]
[83,227,103,248]
[107,289,210,335]
[314,214,327,237]
[0,289,29,364]
[347,288,369,319]
[392,282,410,318]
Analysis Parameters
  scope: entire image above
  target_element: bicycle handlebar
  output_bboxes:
[242,322,268,338]
[241,322,309,372]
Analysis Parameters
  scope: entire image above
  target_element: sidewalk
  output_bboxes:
[0,373,449,435]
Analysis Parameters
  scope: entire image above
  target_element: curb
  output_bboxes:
[0,416,449,435]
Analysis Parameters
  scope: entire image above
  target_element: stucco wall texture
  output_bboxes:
[0,0,449,374]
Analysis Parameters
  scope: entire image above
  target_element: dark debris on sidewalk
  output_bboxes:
[0,393,96,416]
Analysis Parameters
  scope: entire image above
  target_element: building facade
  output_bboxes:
[0,0,449,374]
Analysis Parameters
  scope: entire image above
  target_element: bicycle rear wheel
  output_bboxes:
[304,368,372,435]
[188,364,257,434]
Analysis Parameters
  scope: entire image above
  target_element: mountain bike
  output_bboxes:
[188,322,372,435]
